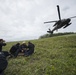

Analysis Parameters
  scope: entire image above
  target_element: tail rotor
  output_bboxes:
[47,28,53,34]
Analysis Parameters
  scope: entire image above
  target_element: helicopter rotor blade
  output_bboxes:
[44,21,57,24]
[57,5,61,20]
[68,16,76,19]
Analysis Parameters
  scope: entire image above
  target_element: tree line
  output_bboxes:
[39,32,76,39]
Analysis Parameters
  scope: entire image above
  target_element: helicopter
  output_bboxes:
[44,5,76,34]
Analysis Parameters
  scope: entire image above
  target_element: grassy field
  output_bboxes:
[3,34,76,75]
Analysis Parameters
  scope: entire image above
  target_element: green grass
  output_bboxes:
[3,34,76,75]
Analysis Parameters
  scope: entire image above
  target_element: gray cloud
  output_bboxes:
[0,0,76,42]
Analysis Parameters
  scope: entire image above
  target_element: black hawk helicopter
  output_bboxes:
[44,5,76,34]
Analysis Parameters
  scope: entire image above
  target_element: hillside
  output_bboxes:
[3,34,76,75]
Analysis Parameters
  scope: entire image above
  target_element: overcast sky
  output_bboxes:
[0,0,76,42]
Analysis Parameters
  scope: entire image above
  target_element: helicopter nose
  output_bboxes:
[68,19,71,22]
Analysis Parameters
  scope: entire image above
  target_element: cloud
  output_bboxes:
[0,0,76,42]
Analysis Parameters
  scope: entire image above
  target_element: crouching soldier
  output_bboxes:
[24,42,35,56]
[9,43,20,57]
[0,52,8,75]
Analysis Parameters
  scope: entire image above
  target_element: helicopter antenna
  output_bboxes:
[57,5,61,20]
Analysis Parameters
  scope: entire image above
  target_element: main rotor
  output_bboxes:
[44,5,76,24]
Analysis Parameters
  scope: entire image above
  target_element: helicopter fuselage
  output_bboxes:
[52,18,71,31]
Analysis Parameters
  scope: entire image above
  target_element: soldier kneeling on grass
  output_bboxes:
[24,42,35,56]
[14,42,28,57]
[9,43,20,57]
